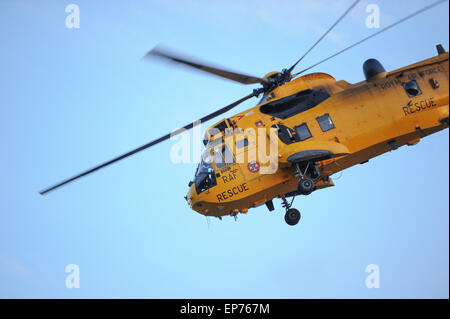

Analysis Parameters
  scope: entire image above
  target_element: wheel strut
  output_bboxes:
[294,162,317,195]
[281,196,295,211]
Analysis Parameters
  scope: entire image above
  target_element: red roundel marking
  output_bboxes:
[247,161,260,173]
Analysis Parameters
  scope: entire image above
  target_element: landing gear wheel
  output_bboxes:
[298,177,315,195]
[284,208,301,226]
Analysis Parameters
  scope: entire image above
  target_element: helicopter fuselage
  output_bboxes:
[186,51,449,217]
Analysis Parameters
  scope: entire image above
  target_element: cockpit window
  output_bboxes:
[212,121,228,133]
[212,145,234,169]
[236,138,249,149]
[194,151,217,194]
[259,89,330,119]
[205,136,223,149]
[258,94,269,105]
[212,148,223,168]
[195,152,212,176]
[203,120,232,146]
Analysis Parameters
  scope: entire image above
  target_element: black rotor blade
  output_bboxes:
[144,45,267,85]
[293,0,448,77]
[287,0,361,74]
[39,92,257,195]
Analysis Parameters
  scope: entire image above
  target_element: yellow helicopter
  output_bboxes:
[40,1,449,226]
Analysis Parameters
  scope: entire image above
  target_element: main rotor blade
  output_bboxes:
[39,92,256,195]
[287,0,361,74]
[293,0,448,77]
[144,45,267,85]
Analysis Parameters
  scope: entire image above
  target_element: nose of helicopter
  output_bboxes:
[185,182,197,208]
[185,182,207,215]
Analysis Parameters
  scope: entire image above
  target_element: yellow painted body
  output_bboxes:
[186,52,449,217]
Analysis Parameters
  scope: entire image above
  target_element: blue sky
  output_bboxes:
[0,0,448,298]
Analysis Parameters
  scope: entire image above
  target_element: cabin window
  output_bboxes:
[272,124,296,144]
[317,114,335,132]
[236,138,249,149]
[402,80,422,98]
[294,123,312,141]
[259,89,330,119]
